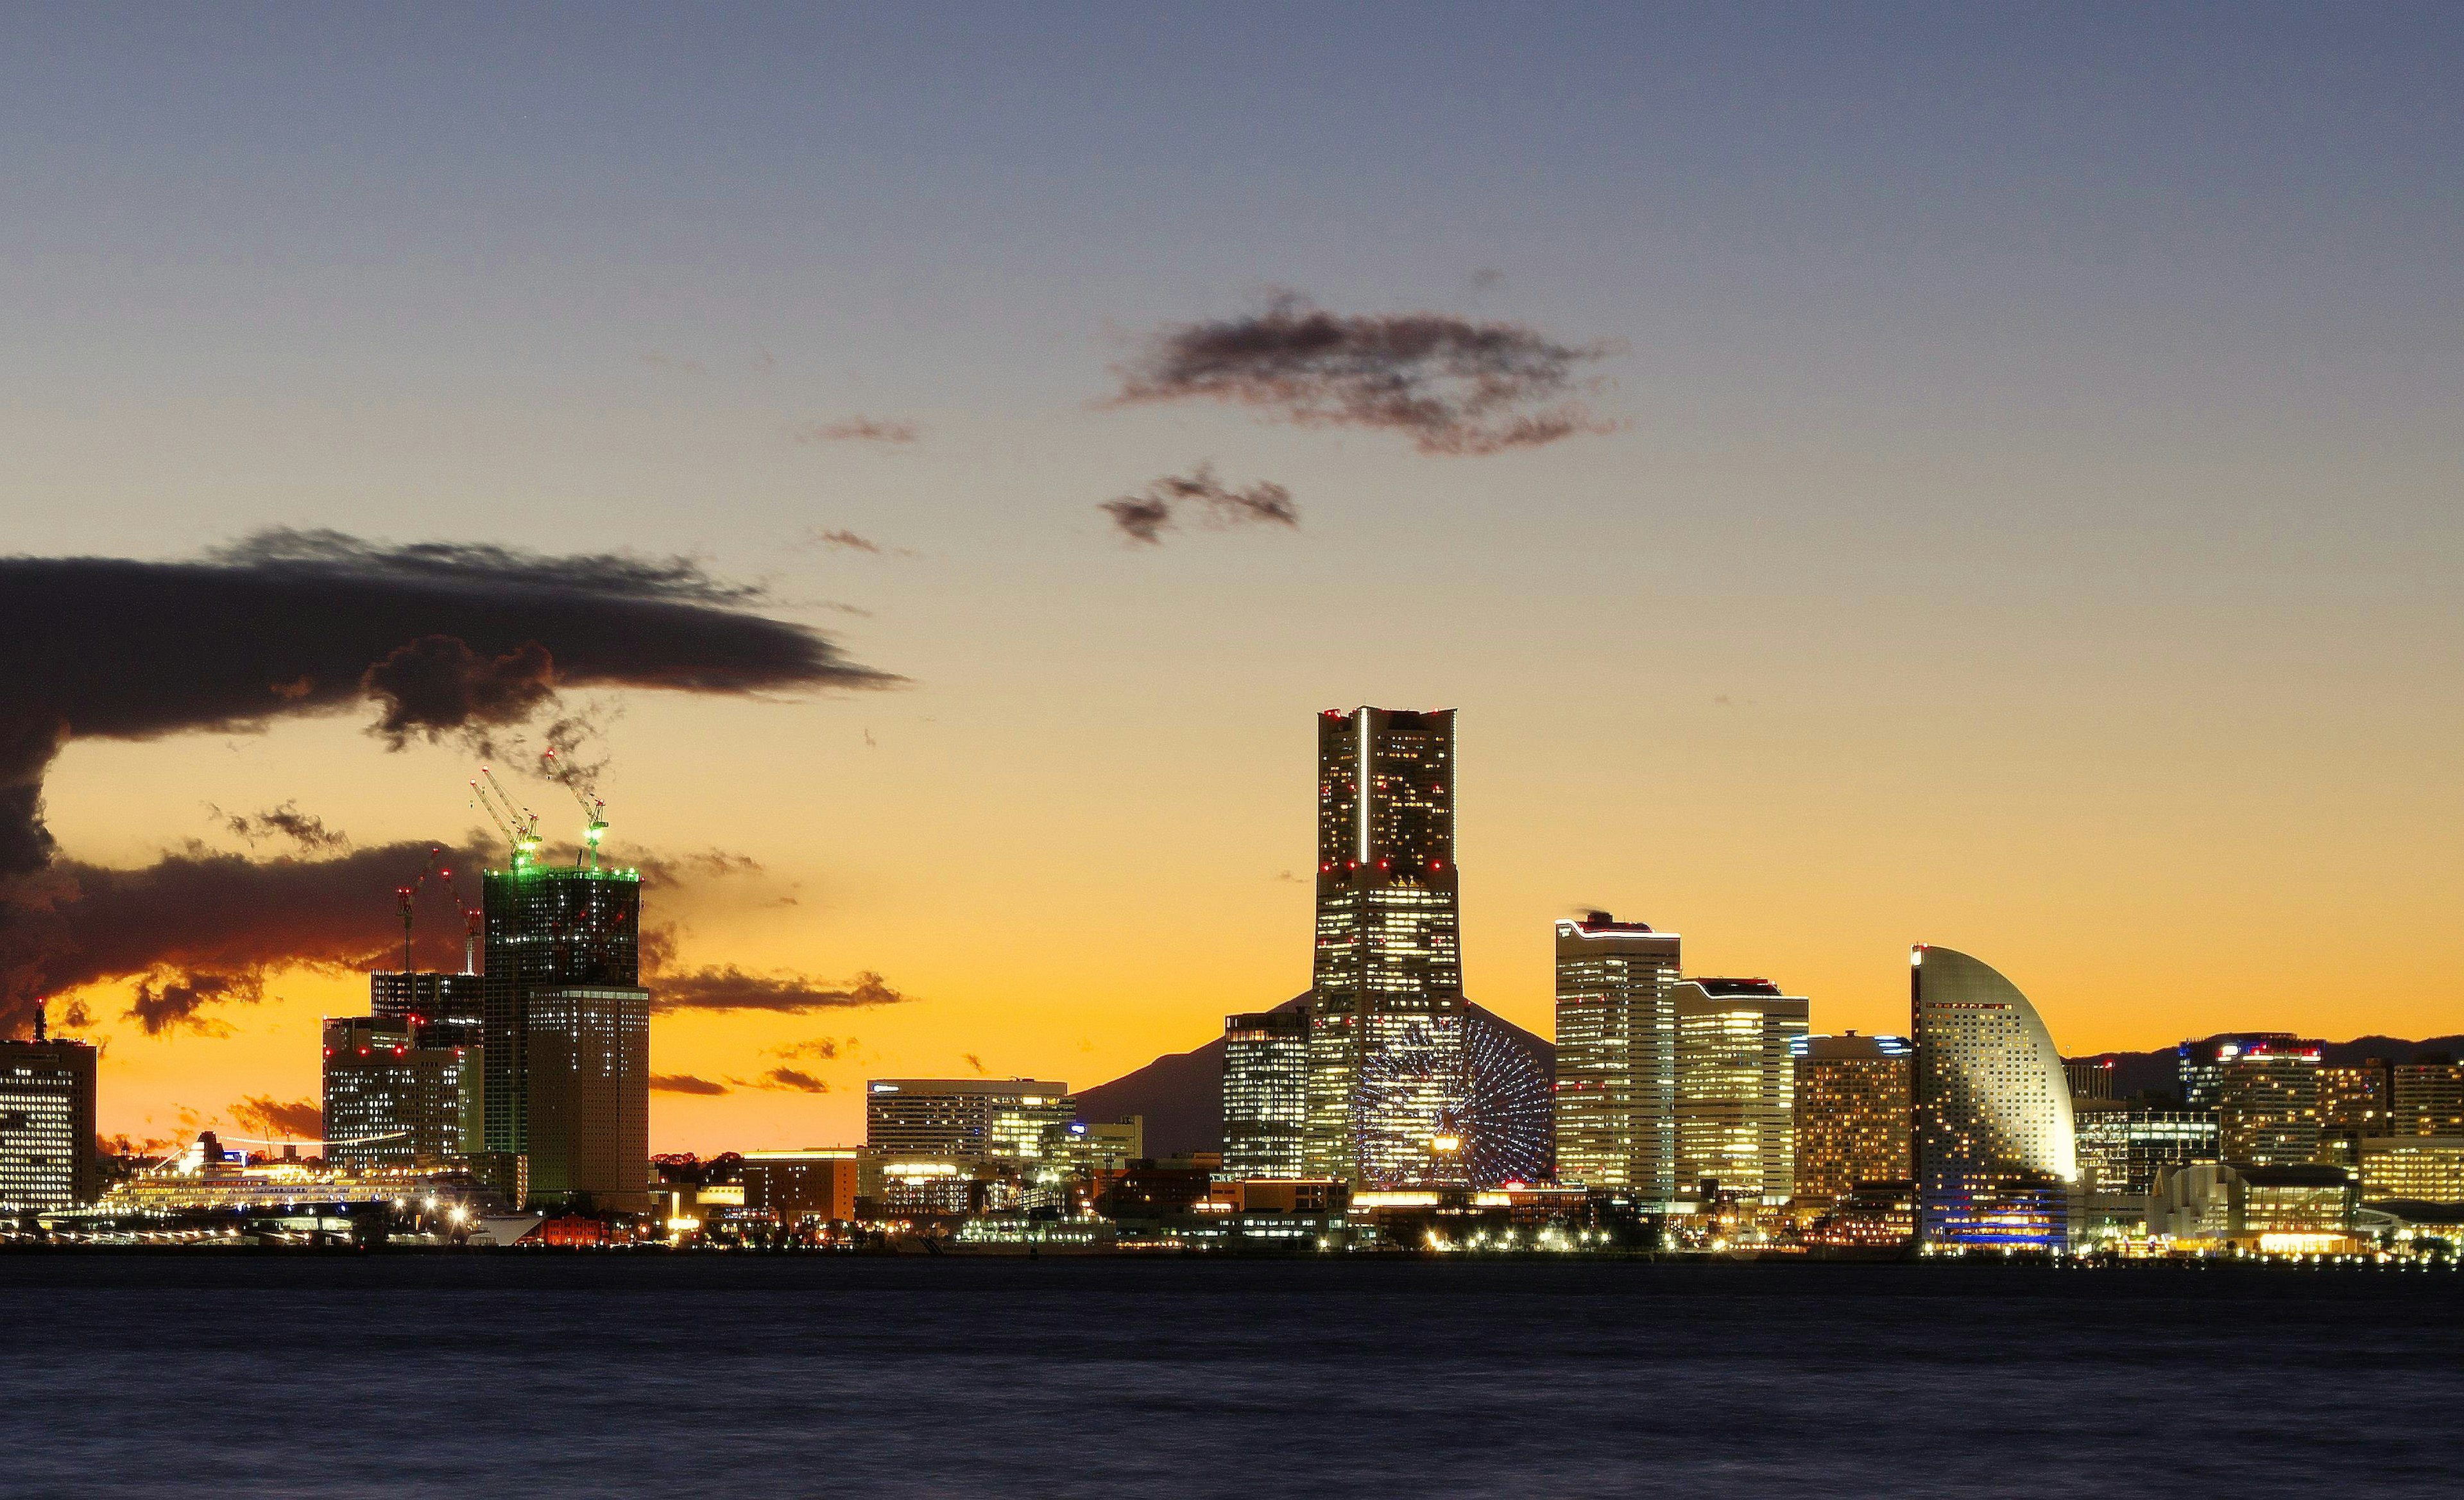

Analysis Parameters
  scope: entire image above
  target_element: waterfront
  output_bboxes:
[2,1257,2457,1497]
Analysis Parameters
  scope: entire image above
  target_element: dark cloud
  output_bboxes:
[748,1067,829,1094]
[1100,463,1297,546]
[0,839,492,1037]
[1109,293,1619,456]
[651,1073,732,1096]
[646,967,911,1015]
[769,1036,843,1061]
[0,527,898,875]
[209,802,350,855]
[805,528,919,560]
[963,1052,986,1076]
[229,1094,322,1140]
[795,417,921,445]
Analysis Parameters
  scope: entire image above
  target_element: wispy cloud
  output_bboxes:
[651,1073,731,1096]
[794,417,921,445]
[228,1094,321,1140]
[1100,463,1299,546]
[1109,292,1619,456]
[646,967,912,1015]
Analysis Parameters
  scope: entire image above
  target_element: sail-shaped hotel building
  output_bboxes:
[1910,945,2078,1248]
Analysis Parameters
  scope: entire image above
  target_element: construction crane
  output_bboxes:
[470,767,542,870]
[393,846,452,975]
[542,747,610,870]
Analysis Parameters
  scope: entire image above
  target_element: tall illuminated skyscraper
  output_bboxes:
[1224,1004,1310,1178]
[1304,707,1466,1187]
[0,1006,97,1212]
[1673,979,1809,1205]
[1552,914,1681,1200]
[1792,1032,1913,1202]
[1910,945,2077,1248]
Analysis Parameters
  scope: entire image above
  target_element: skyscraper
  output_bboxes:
[0,1006,97,1212]
[321,1015,483,1169]
[482,861,649,1211]
[370,970,487,1050]
[866,1079,1074,1163]
[1223,1004,1310,1178]
[1910,945,2077,1248]
[1792,1032,1912,1202]
[2213,1039,2323,1166]
[1552,913,1680,1200]
[1305,707,1466,1187]
[1673,979,1809,1205]
[2177,1033,2304,1111]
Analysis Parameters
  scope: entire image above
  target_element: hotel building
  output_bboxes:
[1792,1032,1912,1202]
[1910,945,2077,1248]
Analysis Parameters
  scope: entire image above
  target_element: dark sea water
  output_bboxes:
[2,1254,2458,1497]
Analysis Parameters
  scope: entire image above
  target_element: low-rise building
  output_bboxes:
[2355,1137,2464,1203]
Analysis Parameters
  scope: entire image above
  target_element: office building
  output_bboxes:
[740,1148,860,1225]
[321,1015,482,1169]
[2071,1099,2219,1196]
[1673,979,1809,1205]
[1910,945,2076,1248]
[522,986,650,1211]
[480,860,649,1211]
[2177,1033,2303,1111]
[2321,1061,2395,1141]
[2356,1137,2464,1203]
[2393,1060,2464,1136]
[0,1008,98,1212]
[866,1079,1074,1162]
[1223,1005,1310,1178]
[1553,913,1681,1201]
[1305,707,1467,1187]
[2063,1057,2117,1101]
[1792,1032,1912,1202]
[2214,1039,2323,1166]
[1056,1116,1145,1176]
[371,970,486,1050]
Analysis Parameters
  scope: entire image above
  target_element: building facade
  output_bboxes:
[1552,913,1681,1202]
[1792,1032,1912,1202]
[2070,1099,2219,1196]
[2214,1040,2323,1166]
[740,1149,860,1225]
[865,1079,1074,1162]
[1910,945,2077,1248]
[2356,1137,2464,1203]
[370,970,487,1050]
[1304,707,1467,1187]
[0,1019,98,1212]
[1673,979,1809,1205]
[321,1015,482,1170]
[1223,1004,1310,1178]
[2393,1060,2464,1136]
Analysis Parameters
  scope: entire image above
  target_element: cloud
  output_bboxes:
[1109,292,1620,456]
[228,1094,322,1140]
[748,1066,829,1094]
[209,802,350,855]
[0,527,899,875]
[814,529,883,554]
[646,967,911,1015]
[769,1036,843,1061]
[651,1073,732,1096]
[1100,463,1299,546]
[963,1052,986,1075]
[794,417,921,445]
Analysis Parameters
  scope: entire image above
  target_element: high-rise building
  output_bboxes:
[1910,945,2077,1248]
[1304,707,1467,1187]
[2177,1033,2304,1112]
[2063,1057,2117,1101]
[1552,913,1681,1200]
[1224,1004,1310,1178]
[1792,1032,1912,1202]
[481,862,649,1211]
[2214,1040,2323,1166]
[2070,1098,2220,1196]
[2393,1059,2464,1137]
[321,1015,482,1170]
[866,1080,1074,1162]
[1673,979,1808,1206]
[0,1008,98,1212]
[2321,1060,2395,1139]
[370,970,487,1050]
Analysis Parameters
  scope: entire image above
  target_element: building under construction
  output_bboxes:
[472,768,651,1214]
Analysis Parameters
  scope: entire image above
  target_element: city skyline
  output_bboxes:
[2,7,2459,1157]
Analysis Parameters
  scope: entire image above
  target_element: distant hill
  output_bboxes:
[2066,1034,2464,1100]
[1074,996,1556,1159]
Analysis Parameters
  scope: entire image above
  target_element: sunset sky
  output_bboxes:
[4,5,2458,1154]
